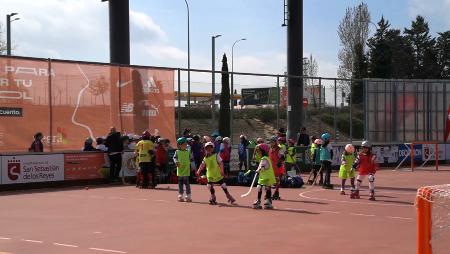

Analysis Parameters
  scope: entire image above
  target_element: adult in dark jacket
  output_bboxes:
[29,132,44,152]
[297,127,310,147]
[83,137,97,151]
[105,127,123,181]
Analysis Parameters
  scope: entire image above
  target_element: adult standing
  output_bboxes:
[297,127,310,147]
[29,132,44,152]
[238,135,250,171]
[105,127,124,182]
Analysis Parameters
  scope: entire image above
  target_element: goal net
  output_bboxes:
[416,184,450,254]
[395,142,439,171]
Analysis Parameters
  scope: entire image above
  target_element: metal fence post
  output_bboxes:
[318,77,322,131]
[334,79,337,142]
[178,69,181,137]
[277,75,280,130]
[48,58,53,152]
[350,80,353,143]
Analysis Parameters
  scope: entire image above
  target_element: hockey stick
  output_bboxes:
[240,172,259,197]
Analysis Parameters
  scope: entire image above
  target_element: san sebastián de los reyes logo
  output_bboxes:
[7,157,21,181]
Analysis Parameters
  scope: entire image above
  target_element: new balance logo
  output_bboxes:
[120,103,135,115]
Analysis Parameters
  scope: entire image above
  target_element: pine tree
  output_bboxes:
[367,17,392,78]
[218,54,230,138]
[436,31,450,78]
[404,16,440,78]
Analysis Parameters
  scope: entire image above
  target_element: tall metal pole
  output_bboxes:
[6,13,19,56]
[184,0,191,107]
[286,0,303,139]
[104,0,130,64]
[211,35,221,131]
[231,38,246,143]
[6,15,11,56]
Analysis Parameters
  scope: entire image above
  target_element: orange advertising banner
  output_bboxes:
[64,152,106,180]
[0,56,175,152]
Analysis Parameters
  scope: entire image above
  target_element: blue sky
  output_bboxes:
[1,0,449,91]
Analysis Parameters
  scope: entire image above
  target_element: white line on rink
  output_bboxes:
[319,210,341,214]
[134,198,148,201]
[154,199,170,203]
[299,189,412,207]
[21,239,43,243]
[0,237,11,240]
[387,216,413,220]
[107,197,125,200]
[350,213,375,217]
[53,242,78,248]
[89,247,127,253]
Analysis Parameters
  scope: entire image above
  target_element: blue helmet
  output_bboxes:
[177,137,187,145]
[321,133,331,141]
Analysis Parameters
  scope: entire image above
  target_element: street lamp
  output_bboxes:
[6,13,19,56]
[184,0,191,107]
[211,34,221,130]
[230,38,246,143]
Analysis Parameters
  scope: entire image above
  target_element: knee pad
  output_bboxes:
[257,185,262,192]
[207,184,213,190]
[221,182,227,189]
[368,174,375,182]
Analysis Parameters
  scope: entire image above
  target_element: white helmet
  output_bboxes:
[205,141,215,148]
[223,137,230,143]
[361,141,371,148]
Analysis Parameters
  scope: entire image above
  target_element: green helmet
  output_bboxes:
[177,137,187,145]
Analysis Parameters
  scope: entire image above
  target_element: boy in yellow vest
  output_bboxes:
[196,142,236,205]
[285,139,297,173]
[173,137,192,202]
[134,131,155,189]
[253,143,276,209]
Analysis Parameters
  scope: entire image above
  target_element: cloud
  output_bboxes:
[408,0,450,26]
[130,10,166,43]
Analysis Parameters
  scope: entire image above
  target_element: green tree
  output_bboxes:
[218,53,230,138]
[351,42,368,104]
[367,17,415,79]
[367,17,392,78]
[404,16,440,78]
[436,31,450,78]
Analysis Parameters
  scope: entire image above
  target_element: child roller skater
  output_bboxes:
[173,137,192,202]
[320,133,334,189]
[285,139,297,173]
[352,141,377,200]
[269,136,284,200]
[339,144,356,195]
[196,142,236,205]
[308,139,323,185]
[134,131,155,189]
[253,144,276,209]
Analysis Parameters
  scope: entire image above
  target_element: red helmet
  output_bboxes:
[142,130,151,139]
[258,143,270,154]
